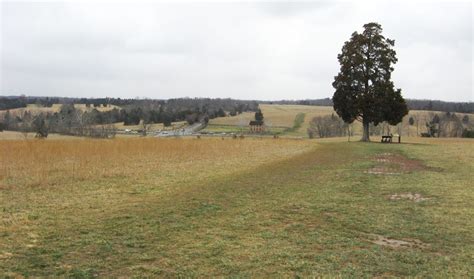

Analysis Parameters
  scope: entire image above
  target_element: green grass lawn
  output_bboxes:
[1,139,473,277]
[283,112,306,136]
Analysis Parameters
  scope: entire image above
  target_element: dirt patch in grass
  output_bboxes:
[366,152,438,175]
[388,193,430,202]
[369,234,430,249]
[0,252,13,259]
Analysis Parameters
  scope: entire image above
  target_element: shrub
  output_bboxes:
[462,129,474,138]
[308,114,347,138]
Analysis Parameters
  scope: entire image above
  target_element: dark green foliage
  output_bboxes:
[462,129,474,138]
[216,108,226,117]
[32,114,48,138]
[332,22,408,141]
[0,97,27,110]
[83,108,122,125]
[123,107,142,125]
[255,109,264,122]
[425,115,440,137]
[163,116,172,127]
[0,122,5,131]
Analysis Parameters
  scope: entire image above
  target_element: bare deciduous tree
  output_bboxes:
[308,114,348,138]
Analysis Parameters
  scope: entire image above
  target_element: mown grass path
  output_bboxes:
[1,140,473,277]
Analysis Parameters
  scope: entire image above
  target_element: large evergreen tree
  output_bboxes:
[332,22,408,141]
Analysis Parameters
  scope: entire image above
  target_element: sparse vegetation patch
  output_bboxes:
[368,234,430,249]
[388,193,430,202]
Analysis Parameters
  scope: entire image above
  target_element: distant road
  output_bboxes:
[156,122,206,137]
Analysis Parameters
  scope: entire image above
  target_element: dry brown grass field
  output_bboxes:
[1,136,473,276]
[210,104,333,129]
[0,137,312,189]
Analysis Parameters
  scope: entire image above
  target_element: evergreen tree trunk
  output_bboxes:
[361,119,370,142]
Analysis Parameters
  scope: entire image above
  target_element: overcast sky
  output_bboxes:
[1,1,472,101]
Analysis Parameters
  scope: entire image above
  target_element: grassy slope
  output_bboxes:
[284,112,306,136]
[0,138,473,277]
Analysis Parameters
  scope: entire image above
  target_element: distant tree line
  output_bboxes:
[261,98,334,107]
[0,96,135,109]
[262,98,473,114]
[2,96,472,113]
[0,98,259,138]
[118,98,258,127]
[405,100,474,114]
[0,97,28,110]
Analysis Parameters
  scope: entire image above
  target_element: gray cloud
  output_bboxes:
[255,1,335,17]
[1,1,472,101]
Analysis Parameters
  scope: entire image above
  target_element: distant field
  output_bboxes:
[0,103,119,118]
[0,136,473,277]
[208,104,473,138]
[209,104,334,129]
[206,105,335,136]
